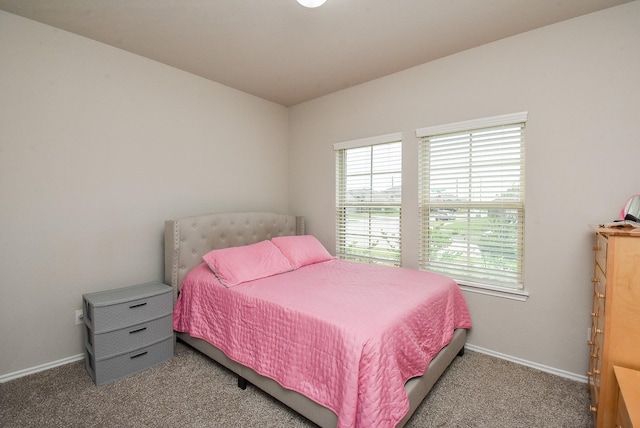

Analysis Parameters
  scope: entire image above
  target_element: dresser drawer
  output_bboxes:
[589,337,603,407]
[85,337,173,385]
[589,358,600,412]
[594,233,608,275]
[591,267,606,341]
[83,282,172,333]
[84,314,172,359]
[593,264,607,300]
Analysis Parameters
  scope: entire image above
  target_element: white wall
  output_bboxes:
[2,2,638,380]
[288,2,640,377]
[0,11,289,376]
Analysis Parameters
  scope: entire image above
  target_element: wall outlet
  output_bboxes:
[75,309,83,325]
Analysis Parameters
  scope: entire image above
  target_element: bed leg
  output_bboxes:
[457,346,465,357]
[237,376,248,390]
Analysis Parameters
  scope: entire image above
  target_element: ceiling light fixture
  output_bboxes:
[297,0,327,8]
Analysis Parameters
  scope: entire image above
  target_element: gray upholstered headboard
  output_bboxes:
[164,212,304,300]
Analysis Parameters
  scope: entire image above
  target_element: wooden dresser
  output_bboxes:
[588,225,640,428]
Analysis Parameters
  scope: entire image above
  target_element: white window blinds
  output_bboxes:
[334,133,402,266]
[417,113,526,290]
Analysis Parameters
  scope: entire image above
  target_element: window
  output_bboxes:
[334,133,402,266]
[417,112,527,294]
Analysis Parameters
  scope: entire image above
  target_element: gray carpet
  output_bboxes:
[0,342,594,428]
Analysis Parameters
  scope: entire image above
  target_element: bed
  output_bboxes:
[164,211,471,428]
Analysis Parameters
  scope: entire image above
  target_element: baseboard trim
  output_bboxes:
[465,343,588,384]
[2,345,588,385]
[0,353,85,383]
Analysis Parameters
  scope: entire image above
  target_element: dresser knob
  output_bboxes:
[595,328,603,334]
[589,405,597,413]
[597,292,605,299]
[591,312,597,317]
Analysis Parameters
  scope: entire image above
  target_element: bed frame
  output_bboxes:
[164,211,466,427]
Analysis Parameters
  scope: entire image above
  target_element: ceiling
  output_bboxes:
[0,0,632,106]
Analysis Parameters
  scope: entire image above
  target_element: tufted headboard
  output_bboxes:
[164,212,304,300]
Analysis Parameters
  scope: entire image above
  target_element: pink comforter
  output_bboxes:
[174,259,471,428]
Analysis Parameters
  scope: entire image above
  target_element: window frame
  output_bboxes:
[334,132,402,266]
[416,113,529,300]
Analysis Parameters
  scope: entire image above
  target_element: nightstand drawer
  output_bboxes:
[83,282,172,333]
[85,337,173,386]
[84,314,172,359]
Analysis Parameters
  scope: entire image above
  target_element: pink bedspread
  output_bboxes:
[174,259,471,428]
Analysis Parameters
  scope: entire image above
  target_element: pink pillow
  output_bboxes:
[271,235,333,269]
[202,240,293,287]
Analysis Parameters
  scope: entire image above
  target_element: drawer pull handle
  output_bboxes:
[129,327,147,334]
[595,328,603,334]
[130,351,148,359]
[129,302,147,309]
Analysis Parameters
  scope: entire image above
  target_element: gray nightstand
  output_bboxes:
[82,281,173,385]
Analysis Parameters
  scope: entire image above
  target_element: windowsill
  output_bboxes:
[457,281,529,302]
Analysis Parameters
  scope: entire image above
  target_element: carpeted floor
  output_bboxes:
[0,342,594,427]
